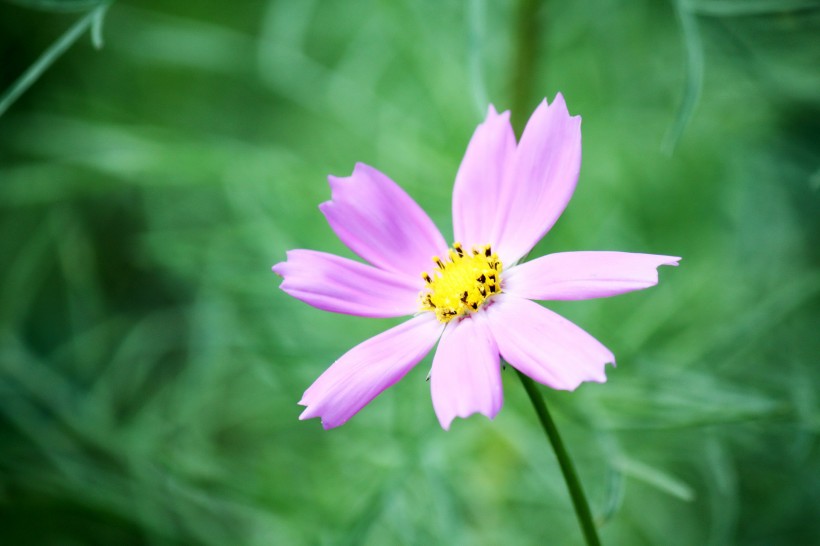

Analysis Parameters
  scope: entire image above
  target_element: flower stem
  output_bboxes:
[516,369,602,546]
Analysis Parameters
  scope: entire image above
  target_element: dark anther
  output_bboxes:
[489,285,497,293]
[477,274,486,283]
[478,286,486,296]
[471,303,478,310]
[423,273,432,284]
[460,291,468,303]
[484,247,492,257]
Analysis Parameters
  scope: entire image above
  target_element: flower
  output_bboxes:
[273,94,680,430]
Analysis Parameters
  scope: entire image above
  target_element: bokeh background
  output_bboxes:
[1,0,818,544]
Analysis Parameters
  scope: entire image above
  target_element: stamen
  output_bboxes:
[419,242,504,323]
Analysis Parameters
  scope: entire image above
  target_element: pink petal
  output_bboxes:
[492,94,582,265]
[320,163,449,277]
[430,313,502,430]
[452,105,516,248]
[299,313,442,429]
[273,250,422,318]
[485,294,613,390]
[504,252,681,301]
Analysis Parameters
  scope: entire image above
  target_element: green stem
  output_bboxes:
[517,369,602,546]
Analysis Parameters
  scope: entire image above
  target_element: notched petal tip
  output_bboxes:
[327,162,372,181]
[298,404,316,420]
[548,92,567,112]
[298,399,347,429]
[300,401,348,429]
[547,359,612,392]
[572,358,615,389]
[299,404,346,430]
[545,93,582,127]
[324,163,380,201]
[325,173,346,194]
[353,161,371,173]
[436,410,499,431]
[484,103,510,120]
[272,251,300,277]
[272,255,297,280]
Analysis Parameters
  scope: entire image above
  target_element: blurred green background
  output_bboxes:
[1,0,818,544]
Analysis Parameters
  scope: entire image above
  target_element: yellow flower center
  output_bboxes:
[420,243,503,323]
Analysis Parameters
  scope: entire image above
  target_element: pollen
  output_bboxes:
[420,242,503,323]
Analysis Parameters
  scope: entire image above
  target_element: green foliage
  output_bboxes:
[1,0,818,544]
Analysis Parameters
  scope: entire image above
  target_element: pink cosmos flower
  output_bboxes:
[274,94,679,430]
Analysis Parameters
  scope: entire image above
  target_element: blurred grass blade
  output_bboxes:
[682,0,820,16]
[5,0,105,12]
[616,457,696,502]
[662,0,704,154]
[0,2,111,118]
[91,2,110,48]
